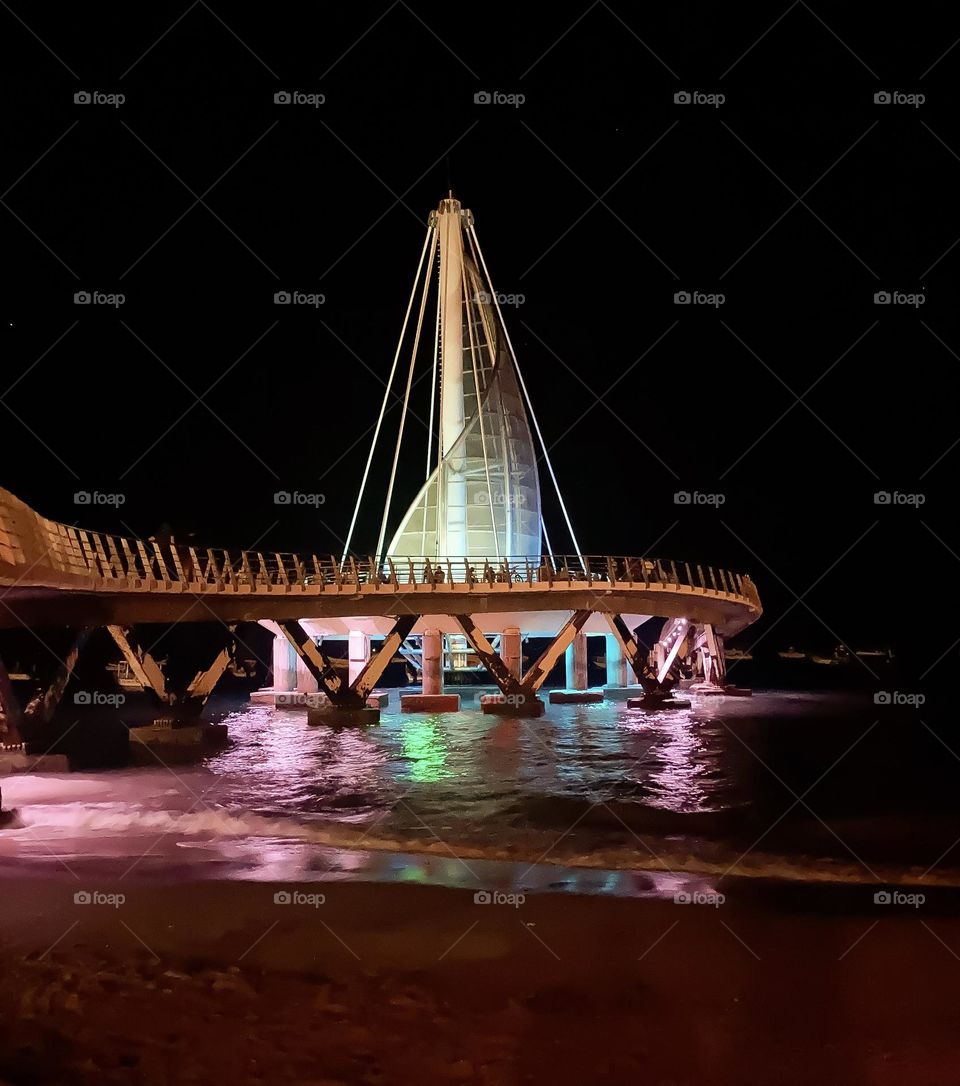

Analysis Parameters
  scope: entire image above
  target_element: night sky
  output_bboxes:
[2,3,958,677]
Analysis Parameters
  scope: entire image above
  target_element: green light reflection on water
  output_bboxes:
[399,716,453,783]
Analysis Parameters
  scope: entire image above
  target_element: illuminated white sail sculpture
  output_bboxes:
[342,195,582,567]
[387,200,541,559]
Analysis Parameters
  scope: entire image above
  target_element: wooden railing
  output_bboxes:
[22,518,759,606]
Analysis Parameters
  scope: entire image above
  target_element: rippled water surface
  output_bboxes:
[4,691,960,894]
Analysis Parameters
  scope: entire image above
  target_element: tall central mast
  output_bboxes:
[437,196,467,556]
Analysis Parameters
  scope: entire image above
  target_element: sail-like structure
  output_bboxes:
[386,198,541,560]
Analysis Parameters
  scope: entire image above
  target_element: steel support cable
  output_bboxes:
[341,225,435,566]
[375,227,437,561]
[467,224,585,569]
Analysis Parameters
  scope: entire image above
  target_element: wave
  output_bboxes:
[10,802,960,890]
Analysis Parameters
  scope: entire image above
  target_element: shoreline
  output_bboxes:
[2,873,959,1084]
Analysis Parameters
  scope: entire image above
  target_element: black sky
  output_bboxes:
[2,2,959,676]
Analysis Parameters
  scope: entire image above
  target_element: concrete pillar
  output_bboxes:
[565,632,588,691]
[605,633,627,687]
[348,630,371,686]
[272,634,297,692]
[296,649,319,693]
[422,629,442,695]
[502,627,522,678]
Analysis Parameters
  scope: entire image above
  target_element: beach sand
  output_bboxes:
[2,874,959,1084]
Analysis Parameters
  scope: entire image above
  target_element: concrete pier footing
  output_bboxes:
[626,696,692,710]
[306,706,380,727]
[1,750,70,775]
[603,685,649,701]
[400,693,461,713]
[128,721,229,764]
[480,693,545,717]
[548,690,604,705]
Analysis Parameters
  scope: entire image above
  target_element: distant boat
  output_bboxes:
[777,645,895,666]
[778,647,806,660]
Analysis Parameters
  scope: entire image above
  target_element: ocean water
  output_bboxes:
[2,691,959,896]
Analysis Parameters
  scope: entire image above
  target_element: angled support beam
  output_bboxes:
[657,618,690,684]
[601,613,662,693]
[453,615,525,699]
[352,614,418,700]
[454,611,593,698]
[520,610,592,693]
[184,626,238,706]
[107,625,236,714]
[107,625,171,702]
[25,627,93,725]
[278,619,347,702]
[695,623,726,687]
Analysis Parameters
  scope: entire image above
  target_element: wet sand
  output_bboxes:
[2,874,960,1084]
